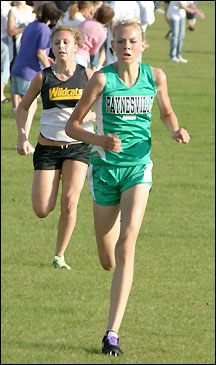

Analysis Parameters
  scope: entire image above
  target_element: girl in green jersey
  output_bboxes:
[65,19,190,356]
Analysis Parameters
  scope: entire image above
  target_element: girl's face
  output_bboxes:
[82,6,94,19]
[52,31,78,61]
[112,25,145,64]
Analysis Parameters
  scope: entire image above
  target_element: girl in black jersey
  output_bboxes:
[16,25,95,270]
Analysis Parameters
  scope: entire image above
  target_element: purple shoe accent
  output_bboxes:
[107,333,118,347]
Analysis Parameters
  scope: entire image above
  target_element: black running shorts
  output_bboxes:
[33,142,91,170]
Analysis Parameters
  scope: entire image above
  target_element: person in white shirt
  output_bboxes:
[104,1,155,67]
[105,1,141,66]
[1,1,12,103]
[56,1,94,27]
[136,1,155,33]
[7,1,35,58]
[166,1,205,63]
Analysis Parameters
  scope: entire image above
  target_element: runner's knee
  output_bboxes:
[32,202,55,218]
[99,254,116,271]
[61,195,78,217]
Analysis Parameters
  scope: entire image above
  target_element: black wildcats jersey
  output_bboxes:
[41,64,89,109]
[39,64,94,143]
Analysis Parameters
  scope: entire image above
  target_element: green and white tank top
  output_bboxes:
[91,63,157,166]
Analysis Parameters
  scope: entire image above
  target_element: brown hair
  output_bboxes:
[68,1,94,21]
[112,18,145,41]
[94,3,114,25]
[36,1,64,24]
[50,25,83,47]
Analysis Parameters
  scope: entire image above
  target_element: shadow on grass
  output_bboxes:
[3,339,74,351]
[184,49,215,55]
[84,347,102,355]
[4,339,102,353]
[12,260,49,268]
[3,339,103,359]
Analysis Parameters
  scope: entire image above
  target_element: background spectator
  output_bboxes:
[56,1,94,27]
[164,0,171,38]
[10,1,63,152]
[54,1,72,12]
[89,0,104,70]
[167,0,205,63]
[32,1,49,10]
[7,1,35,59]
[137,1,155,33]
[7,1,35,111]
[105,1,141,66]
[186,0,199,30]
[1,1,13,103]
[92,0,104,11]
[137,1,155,48]
[75,2,114,68]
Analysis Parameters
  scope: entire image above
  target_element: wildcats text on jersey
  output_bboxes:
[106,95,154,114]
[49,87,83,101]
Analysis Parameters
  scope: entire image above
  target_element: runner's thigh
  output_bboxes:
[32,169,61,216]
[93,201,120,268]
[120,183,151,241]
[61,159,88,199]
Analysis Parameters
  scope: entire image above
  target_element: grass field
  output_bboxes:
[1,1,215,364]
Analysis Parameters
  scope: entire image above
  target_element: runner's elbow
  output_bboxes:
[65,123,72,137]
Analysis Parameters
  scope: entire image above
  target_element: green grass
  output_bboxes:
[1,1,215,363]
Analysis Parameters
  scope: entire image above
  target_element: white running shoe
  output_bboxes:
[178,56,188,63]
[170,56,180,62]
[53,254,71,270]
[155,8,165,14]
